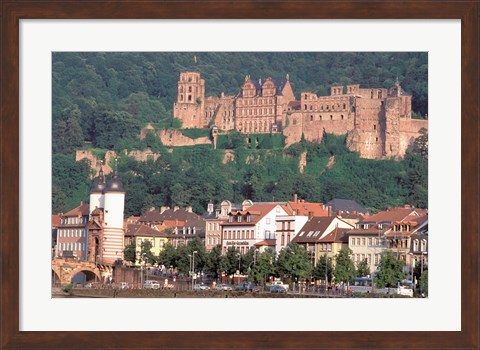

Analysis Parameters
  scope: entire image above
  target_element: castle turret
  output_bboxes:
[101,161,125,264]
[89,166,106,215]
[173,72,206,128]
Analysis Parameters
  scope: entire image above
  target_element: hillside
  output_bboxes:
[51,52,428,214]
[53,133,427,216]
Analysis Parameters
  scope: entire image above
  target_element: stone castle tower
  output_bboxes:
[173,72,206,128]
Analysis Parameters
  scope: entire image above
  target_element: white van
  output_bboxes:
[143,280,161,289]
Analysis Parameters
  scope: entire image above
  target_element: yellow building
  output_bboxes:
[124,224,169,266]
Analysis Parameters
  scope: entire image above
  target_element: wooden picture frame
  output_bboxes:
[1,1,478,349]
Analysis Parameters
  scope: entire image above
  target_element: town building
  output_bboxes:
[292,216,354,265]
[203,200,243,251]
[124,224,170,266]
[171,71,428,159]
[138,205,205,247]
[346,205,427,273]
[54,203,90,260]
[220,203,289,254]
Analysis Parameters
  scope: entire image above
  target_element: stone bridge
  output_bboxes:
[52,258,112,286]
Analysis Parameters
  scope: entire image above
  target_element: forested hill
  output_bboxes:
[52,52,427,152]
[52,52,428,215]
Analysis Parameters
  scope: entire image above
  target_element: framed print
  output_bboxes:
[1,1,478,349]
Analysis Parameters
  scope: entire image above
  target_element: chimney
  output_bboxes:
[174,206,180,212]
[308,211,314,220]
[160,206,169,214]
[293,193,298,203]
[186,205,193,213]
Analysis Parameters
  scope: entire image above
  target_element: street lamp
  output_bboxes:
[192,250,198,290]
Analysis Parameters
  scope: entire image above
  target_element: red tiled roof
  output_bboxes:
[362,207,426,223]
[63,203,90,217]
[52,214,61,227]
[255,239,276,246]
[287,201,329,217]
[224,203,284,226]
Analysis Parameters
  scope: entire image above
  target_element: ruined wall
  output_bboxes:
[76,150,114,177]
[157,129,212,147]
[282,112,304,146]
[397,118,428,158]
[210,95,235,131]
[127,149,161,162]
[346,98,385,159]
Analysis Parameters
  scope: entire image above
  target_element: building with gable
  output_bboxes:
[220,202,289,254]
[292,216,354,265]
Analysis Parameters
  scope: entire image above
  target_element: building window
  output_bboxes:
[266,218,271,224]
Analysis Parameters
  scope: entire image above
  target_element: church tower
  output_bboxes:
[173,72,206,128]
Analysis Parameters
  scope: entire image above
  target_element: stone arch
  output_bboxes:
[71,269,101,284]
[52,269,61,287]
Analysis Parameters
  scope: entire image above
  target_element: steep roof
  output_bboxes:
[293,216,337,243]
[318,227,350,243]
[326,199,367,214]
[63,203,90,217]
[222,203,286,226]
[362,207,426,224]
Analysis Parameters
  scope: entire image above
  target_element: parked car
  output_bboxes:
[236,282,260,292]
[271,285,287,293]
[118,282,129,289]
[271,280,289,291]
[216,283,233,291]
[193,283,210,291]
[143,280,161,289]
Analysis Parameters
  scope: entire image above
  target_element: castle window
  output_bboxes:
[310,105,313,110]
[188,86,192,93]
[293,119,297,125]
[304,104,307,110]
[373,124,376,130]
[320,105,323,110]
[371,90,374,98]
[332,105,335,110]
[378,90,382,99]
[343,103,346,110]
[330,115,333,120]
[376,137,379,142]
[319,115,322,120]
[310,115,314,121]
[341,115,344,120]
[304,94,307,99]
[188,95,192,101]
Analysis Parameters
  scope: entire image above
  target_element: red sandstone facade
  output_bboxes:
[173,71,428,159]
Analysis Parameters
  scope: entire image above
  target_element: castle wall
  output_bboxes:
[346,98,385,159]
[156,129,212,147]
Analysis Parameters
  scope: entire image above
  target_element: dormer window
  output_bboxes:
[247,215,251,222]
[237,216,242,223]
[229,217,233,223]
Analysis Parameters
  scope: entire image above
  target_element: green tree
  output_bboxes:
[374,251,406,289]
[333,249,356,284]
[419,270,428,295]
[123,242,137,264]
[158,243,178,269]
[312,254,333,283]
[53,105,85,153]
[224,247,241,275]
[206,246,227,278]
[140,239,156,265]
[356,259,371,277]
[249,249,276,284]
[276,243,312,281]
